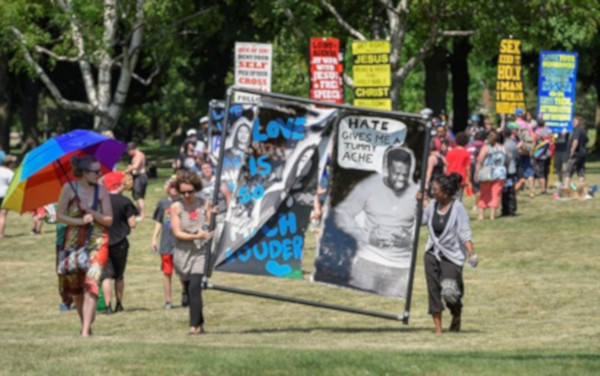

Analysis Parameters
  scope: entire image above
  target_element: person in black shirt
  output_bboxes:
[565,116,589,188]
[101,171,138,314]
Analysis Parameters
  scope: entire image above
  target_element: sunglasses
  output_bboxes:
[84,169,101,175]
[180,190,195,195]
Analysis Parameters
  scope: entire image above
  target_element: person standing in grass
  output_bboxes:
[170,171,216,335]
[0,155,16,238]
[151,177,186,310]
[419,173,477,334]
[100,171,138,314]
[475,130,507,220]
[445,132,472,200]
[56,155,113,337]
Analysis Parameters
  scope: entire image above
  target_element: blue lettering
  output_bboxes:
[293,117,306,140]
[266,119,280,138]
[292,235,303,259]
[252,185,264,200]
[257,155,271,175]
[278,212,297,236]
[252,117,267,142]
[238,186,251,204]
[269,240,283,259]
[261,223,278,237]
[254,242,268,260]
[238,245,252,262]
[281,238,293,260]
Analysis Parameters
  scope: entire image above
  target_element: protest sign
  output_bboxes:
[234,42,273,103]
[310,37,344,104]
[495,38,526,114]
[313,111,425,299]
[213,100,337,278]
[537,51,578,133]
[352,41,391,111]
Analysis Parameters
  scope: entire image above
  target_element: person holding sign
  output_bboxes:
[334,146,418,298]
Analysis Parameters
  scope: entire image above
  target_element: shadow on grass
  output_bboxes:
[209,326,483,335]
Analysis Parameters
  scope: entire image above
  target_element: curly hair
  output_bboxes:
[434,173,462,198]
[174,170,203,192]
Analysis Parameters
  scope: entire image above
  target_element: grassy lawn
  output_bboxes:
[1,146,599,375]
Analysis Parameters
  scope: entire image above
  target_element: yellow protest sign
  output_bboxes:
[352,41,392,111]
[495,38,526,114]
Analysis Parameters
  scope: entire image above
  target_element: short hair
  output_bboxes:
[71,155,99,177]
[487,130,499,145]
[1,154,16,167]
[386,147,412,170]
[126,142,137,151]
[455,132,469,147]
[434,173,462,197]
[474,130,487,142]
[174,170,202,192]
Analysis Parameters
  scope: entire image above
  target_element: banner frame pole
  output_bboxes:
[203,87,234,285]
[401,108,433,325]
[207,283,403,322]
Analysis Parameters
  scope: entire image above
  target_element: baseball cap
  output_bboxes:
[515,108,524,116]
[103,171,124,191]
[199,116,209,124]
[470,115,479,122]
[507,122,519,130]
[186,129,197,136]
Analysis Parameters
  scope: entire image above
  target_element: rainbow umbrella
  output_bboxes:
[1,129,126,213]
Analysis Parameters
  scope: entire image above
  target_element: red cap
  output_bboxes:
[103,171,124,191]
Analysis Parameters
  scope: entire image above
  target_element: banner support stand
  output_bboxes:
[207,283,403,322]
[203,87,234,286]
[401,108,433,324]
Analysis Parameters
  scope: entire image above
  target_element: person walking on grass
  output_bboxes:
[533,119,553,195]
[419,173,477,334]
[475,130,507,221]
[56,156,113,337]
[502,125,520,217]
[564,116,588,188]
[125,142,147,220]
[0,155,16,238]
[445,132,472,200]
[170,171,217,335]
[100,171,138,314]
[151,177,188,310]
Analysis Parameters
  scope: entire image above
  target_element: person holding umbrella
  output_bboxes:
[56,155,113,337]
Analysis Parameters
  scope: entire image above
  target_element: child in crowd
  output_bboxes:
[151,177,185,310]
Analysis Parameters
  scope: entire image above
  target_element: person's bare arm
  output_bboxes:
[87,186,113,227]
[151,222,161,252]
[220,182,232,208]
[127,215,136,229]
[171,203,212,241]
[127,153,142,172]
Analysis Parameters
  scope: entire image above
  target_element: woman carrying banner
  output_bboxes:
[56,155,113,336]
[170,171,216,335]
[419,173,477,334]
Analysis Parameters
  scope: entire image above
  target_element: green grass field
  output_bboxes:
[1,149,599,375]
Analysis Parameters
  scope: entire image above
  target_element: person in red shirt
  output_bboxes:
[445,132,471,200]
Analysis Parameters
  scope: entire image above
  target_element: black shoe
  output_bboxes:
[115,302,123,312]
[181,292,189,307]
[449,316,461,332]
[104,306,113,315]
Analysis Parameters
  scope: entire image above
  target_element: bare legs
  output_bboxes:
[163,274,172,304]
[102,278,125,310]
[432,312,442,334]
[0,209,7,237]
[478,207,497,220]
[136,198,145,219]
[73,292,96,337]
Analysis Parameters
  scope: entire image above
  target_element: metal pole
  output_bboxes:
[203,88,234,284]
[231,86,423,121]
[402,108,434,324]
[208,283,404,322]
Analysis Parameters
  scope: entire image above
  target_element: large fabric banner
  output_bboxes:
[214,99,337,278]
[310,37,344,104]
[495,38,526,114]
[537,51,578,133]
[352,40,392,111]
[234,42,273,103]
[312,112,425,298]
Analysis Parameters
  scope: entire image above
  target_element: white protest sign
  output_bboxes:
[337,115,407,173]
[234,42,272,103]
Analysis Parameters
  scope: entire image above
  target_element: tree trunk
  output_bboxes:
[449,38,471,134]
[0,58,12,152]
[20,74,39,152]
[593,53,600,154]
[424,46,448,118]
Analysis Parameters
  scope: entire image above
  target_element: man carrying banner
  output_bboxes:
[334,146,418,298]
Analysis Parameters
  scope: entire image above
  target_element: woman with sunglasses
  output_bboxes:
[56,155,113,336]
[170,170,216,335]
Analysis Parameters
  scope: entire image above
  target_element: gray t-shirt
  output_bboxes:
[153,197,180,254]
[199,176,227,213]
[504,138,518,175]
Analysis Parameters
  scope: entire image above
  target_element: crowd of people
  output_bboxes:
[0,107,592,336]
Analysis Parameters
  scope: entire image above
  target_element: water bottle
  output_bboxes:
[468,254,478,268]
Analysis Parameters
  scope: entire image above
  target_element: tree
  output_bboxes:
[319,0,473,110]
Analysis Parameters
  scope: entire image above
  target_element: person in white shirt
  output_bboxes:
[0,155,16,238]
